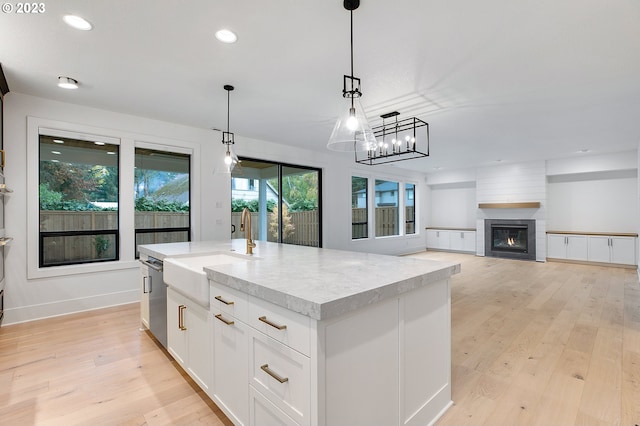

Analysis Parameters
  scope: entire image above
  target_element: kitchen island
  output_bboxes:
[139,240,460,426]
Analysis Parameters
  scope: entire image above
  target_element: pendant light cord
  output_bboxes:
[227,89,230,133]
[350,9,355,109]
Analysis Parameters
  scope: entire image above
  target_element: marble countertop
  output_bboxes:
[139,240,461,321]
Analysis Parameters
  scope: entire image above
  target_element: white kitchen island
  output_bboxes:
[138,240,460,426]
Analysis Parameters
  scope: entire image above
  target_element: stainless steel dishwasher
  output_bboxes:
[141,256,167,349]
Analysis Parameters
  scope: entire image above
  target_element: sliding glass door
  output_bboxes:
[231,159,321,247]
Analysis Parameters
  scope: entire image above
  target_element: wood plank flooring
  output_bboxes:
[1,252,639,425]
[411,252,640,426]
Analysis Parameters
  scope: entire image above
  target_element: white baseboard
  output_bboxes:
[2,289,139,325]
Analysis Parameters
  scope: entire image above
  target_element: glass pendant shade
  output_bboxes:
[327,97,377,152]
[224,146,239,171]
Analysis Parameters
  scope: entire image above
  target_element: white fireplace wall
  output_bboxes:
[476,161,547,261]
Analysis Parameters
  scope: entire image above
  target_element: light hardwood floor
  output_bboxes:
[1,253,639,425]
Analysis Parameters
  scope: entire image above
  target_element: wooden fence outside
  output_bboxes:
[40,211,189,263]
[231,210,320,247]
[353,207,415,237]
[40,206,413,262]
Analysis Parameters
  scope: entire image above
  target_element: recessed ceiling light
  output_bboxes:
[107,152,115,155]
[215,29,237,43]
[58,76,79,89]
[63,15,93,31]
[51,151,61,155]
[94,142,105,146]
[53,139,64,144]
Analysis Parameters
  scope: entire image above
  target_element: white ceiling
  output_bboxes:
[1,0,639,172]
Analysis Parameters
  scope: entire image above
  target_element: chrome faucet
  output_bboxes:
[240,207,256,255]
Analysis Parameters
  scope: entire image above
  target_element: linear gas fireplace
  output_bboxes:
[484,219,536,260]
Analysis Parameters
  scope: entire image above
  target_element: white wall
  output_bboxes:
[546,152,638,233]
[547,171,638,233]
[3,93,427,324]
[428,183,476,228]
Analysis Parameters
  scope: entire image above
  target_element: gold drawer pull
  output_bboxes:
[258,316,287,330]
[260,364,289,383]
[215,295,234,305]
[215,314,235,326]
[178,305,187,331]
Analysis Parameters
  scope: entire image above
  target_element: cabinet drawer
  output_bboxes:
[250,385,300,426]
[250,329,310,426]
[211,281,249,322]
[248,296,310,356]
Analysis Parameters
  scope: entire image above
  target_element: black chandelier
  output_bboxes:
[355,111,429,166]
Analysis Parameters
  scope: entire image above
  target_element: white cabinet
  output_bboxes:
[547,233,637,266]
[426,229,450,250]
[428,229,476,253]
[166,288,211,392]
[588,235,636,265]
[450,231,476,252]
[546,234,588,261]
[214,279,450,426]
[211,282,250,426]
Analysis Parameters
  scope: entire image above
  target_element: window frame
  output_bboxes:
[232,157,323,248]
[350,172,419,241]
[133,144,192,258]
[27,117,199,279]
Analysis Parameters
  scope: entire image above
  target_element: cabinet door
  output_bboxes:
[426,230,439,249]
[566,235,588,261]
[462,231,476,252]
[213,312,249,426]
[140,265,150,329]
[547,235,567,259]
[186,302,212,392]
[437,231,450,250]
[449,232,464,251]
[610,236,636,265]
[588,236,611,263]
[167,288,188,366]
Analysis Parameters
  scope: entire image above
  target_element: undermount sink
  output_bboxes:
[163,252,253,307]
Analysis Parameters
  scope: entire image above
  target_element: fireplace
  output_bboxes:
[484,219,536,260]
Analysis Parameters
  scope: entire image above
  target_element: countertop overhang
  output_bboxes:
[139,240,461,321]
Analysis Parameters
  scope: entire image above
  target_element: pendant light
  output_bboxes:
[222,84,239,171]
[327,0,376,152]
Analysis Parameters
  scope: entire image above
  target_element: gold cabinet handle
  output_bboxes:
[0,150,4,169]
[215,295,234,305]
[178,305,187,331]
[258,316,287,330]
[215,313,234,326]
[260,364,289,383]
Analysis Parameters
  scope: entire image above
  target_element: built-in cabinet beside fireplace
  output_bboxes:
[426,228,476,253]
[547,232,637,266]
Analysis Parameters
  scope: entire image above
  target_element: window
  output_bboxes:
[231,158,322,247]
[352,175,417,240]
[134,148,190,257]
[39,135,119,266]
[405,183,416,234]
[375,180,399,236]
[351,176,368,239]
